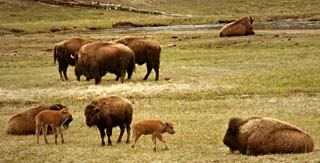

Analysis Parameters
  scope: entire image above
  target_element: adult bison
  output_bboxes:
[84,95,133,146]
[219,16,255,37]
[115,37,161,80]
[54,37,93,80]
[223,117,314,155]
[75,42,135,84]
[5,104,73,135]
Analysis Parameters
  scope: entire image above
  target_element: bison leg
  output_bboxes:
[52,125,58,145]
[58,127,64,144]
[117,124,125,143]
[127,67,134,80]
[58,60,68,81]
[154,65,159,81]
[155,134,168,150]
[43,125,48,144]
[106,127,113,146]
[36,125,41,144]
[125,122,131,144]
[131,132,142,148]
[152,135,157,151]
[143,63,153,80]
[62,66,69,80]
[94,75,101,84]
[98,127,106,146]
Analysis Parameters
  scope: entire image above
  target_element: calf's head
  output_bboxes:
[59,108,73,123]
[223,117,244,153]
[50,104,73,128]
[164,122,175,134]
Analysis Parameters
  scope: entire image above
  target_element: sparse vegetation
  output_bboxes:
[1,0,320,162]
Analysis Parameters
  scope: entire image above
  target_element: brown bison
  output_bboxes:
[75,42,135,84]
[132,120,175,151]
[54,37,93,81]
[115,37,161,80]
[219,16,255,37]
[84,95,133,146]
[5,104,73,135]
[223,117,314,155]
[36,108,72,144]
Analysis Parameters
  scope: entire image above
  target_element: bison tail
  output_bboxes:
[54,45,57,65]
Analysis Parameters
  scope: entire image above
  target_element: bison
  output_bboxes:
[131,120,175,151]
[223,117,314,155]
[75,42,135,84]
[219,16,255,37]
[5,104,73,135]
[115,36,161,80]
[84,95,133,146]
[36,108,72,144]
[54,37,93,81]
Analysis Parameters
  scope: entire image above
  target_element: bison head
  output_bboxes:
[223,117,245,153]
[84,104,100,127]
[49,104,73,128]
[165,122,175,134]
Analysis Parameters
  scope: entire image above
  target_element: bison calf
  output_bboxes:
[223,117,314,155]
[132,120,175,151]
[35,108,73,145]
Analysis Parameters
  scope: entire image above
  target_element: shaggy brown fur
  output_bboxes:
[115,37,161,80]
[132,120,175,151]
[5,104,72,135]
[223,117,314,155]
[54,37,93,80]
[84,95,133,146]
[75,42,135,84]
[36,108,72,144]
[219,16,255,37]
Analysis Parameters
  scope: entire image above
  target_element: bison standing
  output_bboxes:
[5,104,73,135]
[84,95,133,146]
[115,37,161,80]
[54,37,93,81]
[75,42,135,84]
[223,117,314,155]
[219,16,255,37]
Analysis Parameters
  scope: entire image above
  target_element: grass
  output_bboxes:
[1,0,320,35]
[0,29,320,162]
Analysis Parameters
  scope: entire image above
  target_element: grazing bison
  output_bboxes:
[54,37,93,81]
[223,117,314,155]
[219,16,255,37]
[5,104,73,135]
[84,95,133,146]
[115,37,161,80]
[36,108,72,144]
[132,120,175,151]
[75,42,135,84]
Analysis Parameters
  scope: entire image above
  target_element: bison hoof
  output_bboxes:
[126,141,130,144]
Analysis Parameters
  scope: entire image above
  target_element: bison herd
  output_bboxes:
[54,36,161,84]
[3,16,316,155]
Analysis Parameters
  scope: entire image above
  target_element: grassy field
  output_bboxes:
[1,0,320,35]
[0,29,320,162]
[1,0,320,163]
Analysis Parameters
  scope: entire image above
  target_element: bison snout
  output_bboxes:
[86,121,94,127]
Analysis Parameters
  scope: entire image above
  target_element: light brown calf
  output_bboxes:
[132,120,175,151]
[35,108,72,144]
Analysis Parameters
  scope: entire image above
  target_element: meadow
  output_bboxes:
[1,0,320,163]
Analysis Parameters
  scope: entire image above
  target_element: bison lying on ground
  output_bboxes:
[5,104,73,135]
[132,120,175,151]
[223,117,314,155]
[115,36,161,80]
[219,16,255,37]
[75,42,135,84]
[84,95,133,146]
[54,37,93,81]
[36,108,72,144]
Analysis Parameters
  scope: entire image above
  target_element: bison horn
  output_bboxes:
[70,54,75,59]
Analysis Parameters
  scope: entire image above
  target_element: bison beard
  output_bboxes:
[84,95,133,146]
